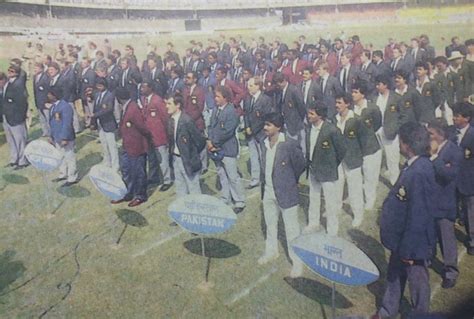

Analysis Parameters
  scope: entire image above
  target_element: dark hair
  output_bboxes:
[373,50,383,59]
[171,65,184,77]
[112,49,121,57]
[375,74,391,86]
[308,100,328,119]
[453,102,472,119]
[0,72,7,81]
[48,85,64,100]
[434,56,448,65]
[362,50,371,59]
[302,66,313,74]
[216,66,228,76]
[427,119,448,139]
[272,72,287,84]
[335,92,352,105]
[8,65,20,75]
[465,39,474,47]
[95,77,108,88]
[394,70,409,82]
[187,71,198,81]
[215,85,233,102]
[399,122,430,156]
[115,87,130,100]
[415,61,429,70]
[263,112,284,128]
[48,62,60,71]
[169,93,184,107]
[352,80,369,97]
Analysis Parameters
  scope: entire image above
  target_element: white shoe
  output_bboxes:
[290,263,304,278]
[302,224,320,234]
[258,252,279,265]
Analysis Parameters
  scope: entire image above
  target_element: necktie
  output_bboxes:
[302,81,307,103]
[250,96,255,110]
[169,117,176,152]
[321,77,326,94]
[362,64,366,72]
[342,68,347,92]
[152,69,156,80]
[456,129,462,145]
[122,70,127,87]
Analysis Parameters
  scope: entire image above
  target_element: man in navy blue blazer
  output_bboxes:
[258,112,306,278]
[428,120,463,288]
[48,86,78,187]
[376,122,437,317]
[207,85,245,213]
[453,102,474,256]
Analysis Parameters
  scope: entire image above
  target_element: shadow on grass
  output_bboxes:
[76,133,97,151]
[348,229,387,309]
[284,277,353,309]
[3,174,30,185]
[0,250,26,294]
[77,152,102,179]
[57,185,91,198]
[183,238,241,259]
[115,209,148,245]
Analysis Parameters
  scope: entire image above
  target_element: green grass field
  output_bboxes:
[1,18,474,318]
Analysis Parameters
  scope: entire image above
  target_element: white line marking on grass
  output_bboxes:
[132,229,185,258]
[225,266,279,306]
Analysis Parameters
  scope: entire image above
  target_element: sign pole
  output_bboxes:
[331,281,336,319]
[200,236,207,282]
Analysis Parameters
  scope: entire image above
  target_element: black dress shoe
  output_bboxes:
[159,183,173,192]
[111,197,132,204]
[128,198,146,207]
[441,278,456,289]
[5,163,16,168]
[62,181,79,187]
[52,177,67,183]
[233,207,245,214]
[14,163,29,170]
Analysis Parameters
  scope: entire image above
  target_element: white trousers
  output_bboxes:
[262,187,303,270]
[308,172,341,236]
[377,132,400,185]
[56,141,78,183]
[173,156,201,196]
[3,117,27,166]
[98,129,119,171]
[362,150,382,210]
[336,163,364,220]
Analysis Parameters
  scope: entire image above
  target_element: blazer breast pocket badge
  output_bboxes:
[390,105,396,112]
[348,130,356,138]
[151,111,156,117]
[54,112,61,121]
[220,121,225,128]
[182,136,188,144]
[191,96,197,105]
[405,101,411,108]
[364,118,372,127]
[322,140,330,149]
[102,104,107,109]
[126,121,132,128]
[39,86,44,91]
[7,98,13,103]
[396,185,407,201]
[425,90,431,97]
[288,102,293,108]
[466,148,472,159]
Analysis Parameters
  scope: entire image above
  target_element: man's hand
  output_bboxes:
[245,127,252,136]
[401,259,414,266]
[60,140,68,146]
[48,137,54,145]
[207,140,217,152]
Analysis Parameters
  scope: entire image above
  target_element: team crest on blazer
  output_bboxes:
[128,80,133,84]
[466,148,472,159]
[267,81,272,87]
[151,111,156,117]
[39,86,44,91]
[7,98,13,103]
[405,101,411,108]
[102,104,107,109]
[84,78,88,83]
[396,185,407,201]
[126,121,132,128]
[256,111,261,117]
[220,122,224,128]
[288,102,293,108]
[182,136,187,144]
[364,118,372,127]
[390,105,396,112]
[322,140,330,149]
[191,96,197,105]
[450,81,454,87]
[348,130,356,138]
[208,86,213,92]
[54,113,61,120]
[425,90,431,96]
[281,161,286,166]
[110,75,115,80]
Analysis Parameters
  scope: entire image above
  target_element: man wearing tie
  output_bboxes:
[337,52,360,93]
[300,67,322,110]
[166,94,206,195]
[2,66,29,169]
[207,86,246,214]
[243,77,274,189]
[33,62,50,136]
[89,77,119,171]
[453,102,474,256]
[318,63,343,120]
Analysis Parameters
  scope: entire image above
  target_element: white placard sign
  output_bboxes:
[292,233,379,286]
[24,140,63,172]
[89,164,127,201]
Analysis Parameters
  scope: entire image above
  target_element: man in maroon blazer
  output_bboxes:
[140,81,172,192]
[215,66,245,116]
[283,49,307,85]
[112,89,151,207]
[183,71,206,132]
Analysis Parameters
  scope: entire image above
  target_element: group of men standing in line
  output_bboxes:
[1,32,474,317]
